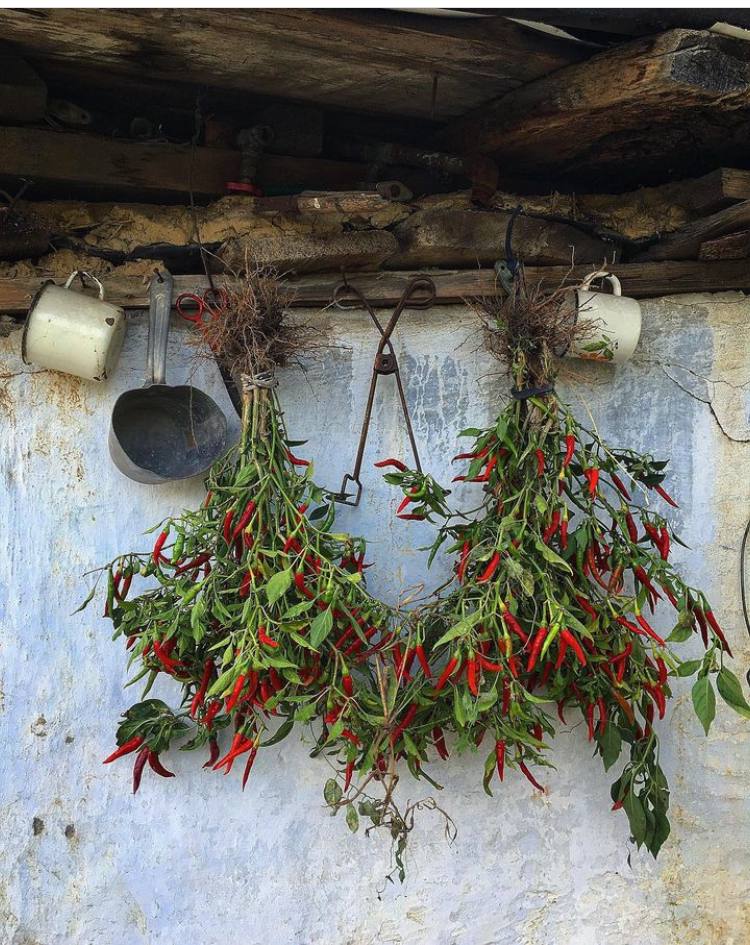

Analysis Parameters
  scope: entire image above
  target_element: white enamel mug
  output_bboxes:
[566,270,642,364]
[22,271,126,381]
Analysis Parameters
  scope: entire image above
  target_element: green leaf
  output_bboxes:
[72,583,98,615]
[676,659,702,677]
[345,804,359,833]
[260,718,294,746]
[598,724,622,772]
[324,777,343,809]
[533,539,572,574]
[623,790,647,846]
[433,612,481,648]
[716,668,750,719]
[453,685,467,727]
[692,676,716,735]
[649,808,671,858]
[309,608,334,649]
[265,569,293,605]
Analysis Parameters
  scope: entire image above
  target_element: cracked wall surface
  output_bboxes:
[0,294,749,944]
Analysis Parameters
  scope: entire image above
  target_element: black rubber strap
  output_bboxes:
[511,383,555,400]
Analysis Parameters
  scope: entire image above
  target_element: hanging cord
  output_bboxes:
[187,95,243,417]
[740,517,750,685]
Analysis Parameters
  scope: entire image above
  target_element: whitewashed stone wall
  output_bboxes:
[1,295,749,945]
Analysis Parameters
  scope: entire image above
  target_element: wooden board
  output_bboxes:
[699,228,750,260]
[0,127,367,197]
[2,261,749,315]
[639,199,750,260]
[439,30,750,183]
[0,8,587,120]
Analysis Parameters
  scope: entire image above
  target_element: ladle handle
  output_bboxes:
[148,270,173,385]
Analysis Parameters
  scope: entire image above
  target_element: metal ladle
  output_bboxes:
[108,270,228,484]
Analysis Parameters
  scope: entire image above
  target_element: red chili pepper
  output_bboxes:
[467,658,479,696]
[554,635,569,670]
[342,673,354,697]
[625,512,639,543]
[477,654,503,672]
[241,747,258,790]
[705,609,733,656]
[472,456,498,483]
[584,467,600,496]
[518,760,545,792]
[615,615,645,637]
[654,484,679,508]
[239,571,253,598]
[190,659,214,719]
[222,509,235,545]
[152,529,169,563]
[542,510,561,545]
[390,702,418,746]
[561,629,587,666]
[103,735,145,765]
[341,728,360,746]
[374,458,407,471]
[294,571,313,600]
[344,760,355,791]
[225,674,247,713]
[397,513,426,521]
[477,552,501,584]
[153,640,184,675]
[231,500,256,543]
[203,737,220,769]
[433,726,449,760]
[434,656,459,692]
[611,473,631,500]
[563,434,575,468]
[656,657,668,687]
[693,606,709,647]
[658,527,670,561]
[132,745,150,793]
[534,449,545,477]
[586,704,595,741]
[635,613,666,646]
[557,700,567,725]
[575,595,597,622]
[495,740,506,782]
[286,449,310,467]
[203,700,222,729]
[397,487,419,514]
[560,518,569,550]
[526,626,548,673]
[147,751,175,779]
[456,541,471,583]
[499,611,524,643]
[501,678,511,716]
[175,553,212,576]
[415,644,432,678]
[596,698,608,735]
[258,627,279,649]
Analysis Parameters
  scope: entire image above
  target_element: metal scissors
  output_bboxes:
[175,287,230,328]
[332,275,435,506]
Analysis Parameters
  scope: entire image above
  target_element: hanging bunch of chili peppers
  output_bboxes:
[88,378,404,797]
[377,349,750,860]
[85,272,750,876]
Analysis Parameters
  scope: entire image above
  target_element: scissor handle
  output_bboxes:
[400,276,436,309]
[175,292,207,324]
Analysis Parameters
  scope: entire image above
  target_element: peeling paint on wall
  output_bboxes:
[1,300,749,945]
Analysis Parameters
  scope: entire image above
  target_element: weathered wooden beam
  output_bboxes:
[1,261,749,316]
[0,127,368,198]
[0,8,586,120]
[390,208,610,267]
[439,30,750,179]
[639,199,750,260]
[699,229,750,260]
[679,168,750,214]
[0,47,46,121]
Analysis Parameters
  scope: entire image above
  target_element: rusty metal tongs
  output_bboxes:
[332,275,436,506]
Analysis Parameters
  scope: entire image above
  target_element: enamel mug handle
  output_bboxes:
[64,270,105,300]
[580,270,622,296]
